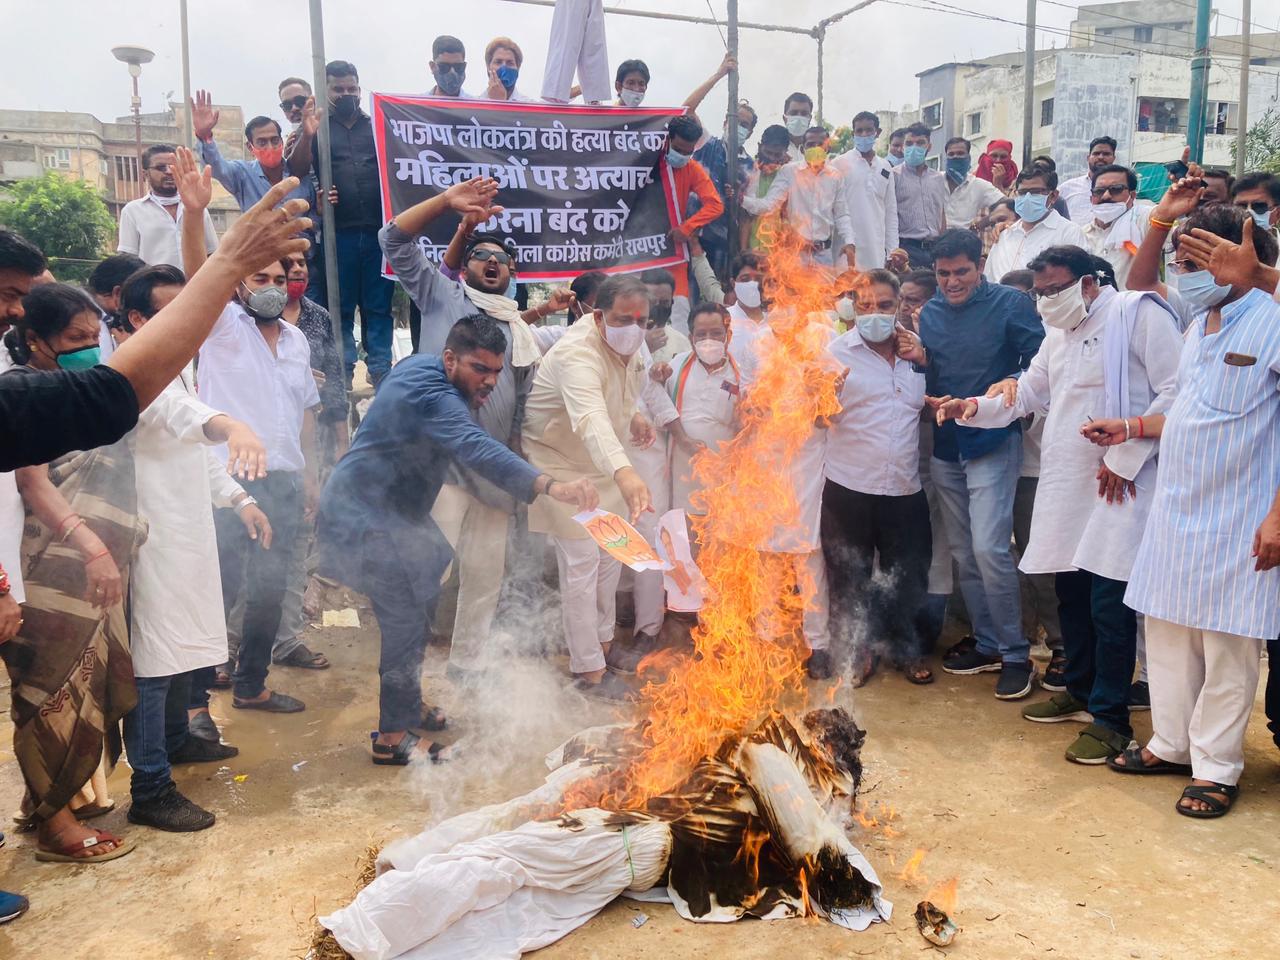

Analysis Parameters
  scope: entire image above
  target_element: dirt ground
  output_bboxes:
[1,608,1277,960]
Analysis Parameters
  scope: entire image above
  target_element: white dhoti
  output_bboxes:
[553,536,622,674]
[431,484,510,671]
[541,0,611,103]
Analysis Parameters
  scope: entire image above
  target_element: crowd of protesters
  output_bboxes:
[2,25,1280,928]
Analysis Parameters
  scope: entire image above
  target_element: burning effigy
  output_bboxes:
[314,219,891,959]
[319,709,889,960]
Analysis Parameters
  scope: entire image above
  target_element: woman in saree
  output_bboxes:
[3,283,146,862]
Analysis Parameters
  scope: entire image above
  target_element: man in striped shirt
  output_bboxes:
[1095,205,1280,818]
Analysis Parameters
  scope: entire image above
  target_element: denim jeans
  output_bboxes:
[362,532,439,732]
[214,472,302,700]
[335,227,395,383]
[930,431,1028,663]
[122,674,190,802]
[1054,570,1137,737]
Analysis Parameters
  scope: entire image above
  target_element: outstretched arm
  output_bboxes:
[683,53,736,120]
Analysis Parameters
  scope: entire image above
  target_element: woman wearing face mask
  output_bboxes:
[823,270,933,686]
[936,246,1183,766]
[1079,206,1280,818]
[2,284,146,863]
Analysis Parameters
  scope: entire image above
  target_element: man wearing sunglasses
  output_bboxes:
[118,143,218,268]
[277,77,320,180]
[427,35,474,99]
[1231,171,1280,237]
[380,177,568,683]
[1080,164,1154,290]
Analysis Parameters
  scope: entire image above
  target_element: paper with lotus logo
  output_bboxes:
[572,508,666,571]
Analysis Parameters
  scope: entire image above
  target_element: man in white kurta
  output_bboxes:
[944,257,1182,765]
[523,277,650,699]
[984,170,1088,282]
[830,112,899,270]
[1079,165,1154,290]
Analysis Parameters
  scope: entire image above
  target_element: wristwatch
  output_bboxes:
[233,495,259,514]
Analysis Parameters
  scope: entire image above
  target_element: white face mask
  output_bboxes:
[1093,201,1128,225]
[694,339,726,366]
[785,114,810,138]
[855,313,896,343]
[834,297,856,323]
[619,88,645,108]
[601,320,645,357]
[734,280,761,308]
[1038,278,1088,330]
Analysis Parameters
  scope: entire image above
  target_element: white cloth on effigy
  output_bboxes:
[540,0,610,103]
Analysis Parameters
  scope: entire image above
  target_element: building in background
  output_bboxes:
[0,101,245,239]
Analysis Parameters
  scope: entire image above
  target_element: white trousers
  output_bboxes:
[1145,617,1263,786]
[758,550,829,651]
[432,485,510,671]
[541,0,610,103]
[553,536,622,674]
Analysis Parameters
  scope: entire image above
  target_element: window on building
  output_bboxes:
[1136,97,1187,134]
[921,100,943,130]
[967,111,982,136]
[42,148,71,170]
[1039,98,1054,127]
[114,155,139,183]
[1133,26,1153,43]
[1211,101,1239,135]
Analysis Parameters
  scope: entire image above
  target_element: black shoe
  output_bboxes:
[169,735,239,764]
[1128,680,1151,711]
[995,660,1036,700]
[187,710,220,742]
[574,671,638,702]
[127,786,216,832]
[941,648,1002,675]
[606,631,661,675]
[941,635,977,664]
[806,649,832,680]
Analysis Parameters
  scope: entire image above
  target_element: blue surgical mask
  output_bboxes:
[505,277,517,299]
[736,123,752,143]
[1169,268,1231,310]
[855,313,897,344]
[1014,193,1049,222]
[1252,209,1274,231]
[496,65,519,91]
[904,145,927,168]
[666,149,690,169]
[853,134,878,154]
[886,152,904,167]
[945,155,971,183]
[55,345,101,371]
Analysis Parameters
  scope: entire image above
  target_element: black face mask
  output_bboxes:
[332,94,359,120]
[649,302,672,325]
[434,66,465,96]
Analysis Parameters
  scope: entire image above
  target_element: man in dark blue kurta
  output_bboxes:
[316,314,596,763]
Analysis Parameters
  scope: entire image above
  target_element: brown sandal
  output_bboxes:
[901,657,935,685]
[35,828,135,864]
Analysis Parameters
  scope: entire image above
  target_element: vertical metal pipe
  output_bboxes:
[133,73,144,180]
[725,0,740,265]
[1236,0,1251,177]
[816,30,825,127]
[308,0,343,346]
[179,0,193,149]
[1022,0,1036,169]
[1187,0,1212,164]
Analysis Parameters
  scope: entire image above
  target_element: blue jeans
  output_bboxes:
[930,431,1028,664]
[1055,570,1137,737]
[122,674,190,802]
[335,227,395,383]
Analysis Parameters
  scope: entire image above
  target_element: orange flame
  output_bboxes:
[925,876,959,914]
[567,224,860,811]
[899,848,928,887]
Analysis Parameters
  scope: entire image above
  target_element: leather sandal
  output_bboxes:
[370,730,448,765]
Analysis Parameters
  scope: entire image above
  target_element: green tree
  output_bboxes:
[828,124,853,157]
[1231,108,1280,175]
[0,172,115,281]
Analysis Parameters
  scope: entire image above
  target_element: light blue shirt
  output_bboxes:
[1125,288,1280,639]
[198,138,315,211]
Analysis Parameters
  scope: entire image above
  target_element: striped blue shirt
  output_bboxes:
[1125,288,1280,639]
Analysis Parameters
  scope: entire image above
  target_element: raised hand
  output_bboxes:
[1153,175,1204,223]
[191,89,220,141]
[649,361,673,384]
[1181,218,1277,293]
[542,288,577,315]
[173,146,213,213]
[301,96,320,137]
[446,177,501,218]
[211,178,313,278]
[717,53,738,78]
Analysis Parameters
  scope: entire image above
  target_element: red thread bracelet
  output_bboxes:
[84,549,110,564]
[1137,417,1145,438]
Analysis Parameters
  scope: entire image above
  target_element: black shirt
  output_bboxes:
[315,110,384,231]
[0,365,139,471]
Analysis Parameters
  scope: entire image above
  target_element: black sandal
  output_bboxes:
[901,657,935,685]
[1176,782,1238,819]
[370,731,448,766]
[1041,653,1068,691]
[419,703,448,732]
[1106,745,1193,776]
[942,635,976,663]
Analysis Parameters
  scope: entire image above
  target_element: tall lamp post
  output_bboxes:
[112,44,155,198]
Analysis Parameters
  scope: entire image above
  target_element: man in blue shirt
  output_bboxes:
[190,90,316,212]
[316,314,597,765]
[897,228,1045,699]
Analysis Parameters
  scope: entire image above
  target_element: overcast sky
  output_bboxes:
[3,0,1268,133]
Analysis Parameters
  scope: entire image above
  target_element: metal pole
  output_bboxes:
[132,73,144,178]
[179,0,193,149]
[1187,0,1212,164]
[1236,0,1251,177]
[1022,0,1035,169]
[725,0,740,265]
[308,0,343,350]
[816,29,825,126]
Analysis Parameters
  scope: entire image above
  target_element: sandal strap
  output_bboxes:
[1181,783,1238,810]
[370,730,421,761]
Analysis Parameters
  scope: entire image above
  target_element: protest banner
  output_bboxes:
[372,95,688,281]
